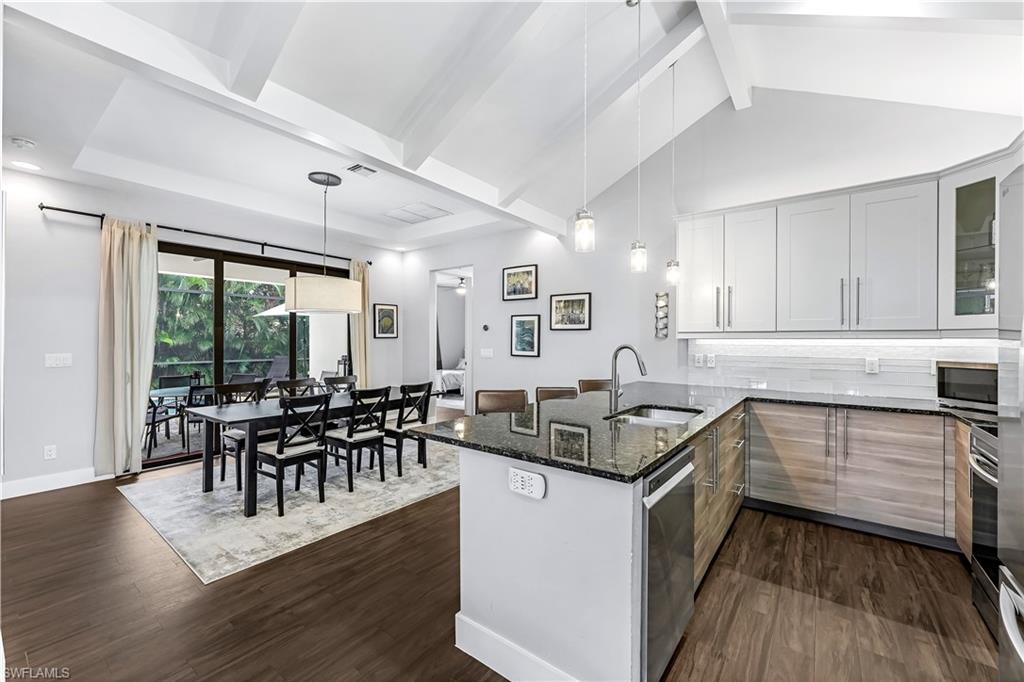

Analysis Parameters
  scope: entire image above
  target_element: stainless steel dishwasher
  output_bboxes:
[642,446,695,682]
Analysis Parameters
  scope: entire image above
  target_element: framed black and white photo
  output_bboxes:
[509,402,539,437]
[510,314,540,357]
[373,303,398,338]
[550,292,591,330]
[549,422,590,465]
[502,264,538,301]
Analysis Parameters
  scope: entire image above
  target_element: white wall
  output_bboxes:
[436,286,466,370]
[1,170,403,493]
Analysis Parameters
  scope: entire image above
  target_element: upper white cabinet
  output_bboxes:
[939,154,1019,330]
[777,195,851,331]
[676,215,724,332]
[850,181,937,331]
[724,207,776,332]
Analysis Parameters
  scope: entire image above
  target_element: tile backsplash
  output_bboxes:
[686,340,998,399]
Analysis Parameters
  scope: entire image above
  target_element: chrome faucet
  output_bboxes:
[610,344,647,413]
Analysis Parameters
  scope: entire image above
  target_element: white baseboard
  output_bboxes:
[2,467,112,499]
[455,612,575,682]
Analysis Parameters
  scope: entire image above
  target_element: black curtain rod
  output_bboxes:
[38,203,371,266]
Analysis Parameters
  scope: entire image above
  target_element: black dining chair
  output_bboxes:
[256,393,333,516]
[144,398,178,460]
[276,377,319,396]
[179,384,216,450]
[323,375,358,393]
[215,381,266,491]
[324,387,391,492]
[156,374,191,437]
[384,382,434,476]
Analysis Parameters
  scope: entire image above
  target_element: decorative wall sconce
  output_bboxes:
[655,292,669,338]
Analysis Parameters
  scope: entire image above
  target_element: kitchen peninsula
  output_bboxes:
[414,381,974,682]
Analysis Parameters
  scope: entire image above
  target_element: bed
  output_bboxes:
[434,361,466,394]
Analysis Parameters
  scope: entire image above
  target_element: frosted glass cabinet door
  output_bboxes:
[676,215,724,333]
[850,181,938,331]
[724,207,777,332]
[939,155,1018,330]
[777,195,851,331]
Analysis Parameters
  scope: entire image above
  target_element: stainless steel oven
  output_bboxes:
[937,361,998,413]
[971,422,1000,636]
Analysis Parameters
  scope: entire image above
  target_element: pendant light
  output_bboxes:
[665,61,680,285]
[628,0,647,273]
[574,2,596,253]
[285,172,363,314]
[455,277,467,295]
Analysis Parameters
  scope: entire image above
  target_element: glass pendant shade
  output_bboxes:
[630,240,648,273]
[284,275,362,314]
[666,259,680,285]
[574,209,595,253]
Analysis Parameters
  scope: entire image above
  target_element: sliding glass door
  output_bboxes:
[147,244,349,467]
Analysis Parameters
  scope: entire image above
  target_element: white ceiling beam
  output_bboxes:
[216,2,305,101]
[398,2,548,170]
[726,1,1024,35]
[498,9,706,208]
[696,1,751,110]
[3,1,566,237]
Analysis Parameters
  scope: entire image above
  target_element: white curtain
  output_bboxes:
[350,260,371,388]
[94,218,159,476]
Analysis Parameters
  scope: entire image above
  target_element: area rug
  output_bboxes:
[117,441,460,584]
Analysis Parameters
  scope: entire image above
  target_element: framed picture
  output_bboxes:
[510,314,540,357]
[502,264,538,301]
[509,403,539,437]
[373,303,398,338]
[549,422,590,465]
[550,292,591,331]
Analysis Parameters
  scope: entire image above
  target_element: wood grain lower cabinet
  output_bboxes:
[834,409,945,535]
[748,402,835,513]
[694,404,747,585]
[954,419,973,559]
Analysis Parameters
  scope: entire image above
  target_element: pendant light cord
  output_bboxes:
[635,0,641,242]
[322,185,328,276]
[670,61,676,213]
[583,1,588,211]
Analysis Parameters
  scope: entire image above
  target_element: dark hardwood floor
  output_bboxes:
[2,472,995,681]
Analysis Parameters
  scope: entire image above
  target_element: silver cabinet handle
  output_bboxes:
[715,286,721,328]
[642,463,695,509]
[969,453,999,487]
[839,279,845,326]
[732,482,745,497]
[825,408,831,458]
[1000,579,1024,667]
[855,277,861,327]
[843,408,849,462]
[727,285,733,328]
[734,439,745,450]
[733,411,745,422]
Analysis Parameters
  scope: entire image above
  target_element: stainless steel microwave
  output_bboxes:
[936,361,998,412]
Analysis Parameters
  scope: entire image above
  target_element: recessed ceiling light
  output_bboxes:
[10,161,42,171]
[9,136,36,150]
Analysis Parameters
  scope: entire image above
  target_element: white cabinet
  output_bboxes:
[777,195,851,331]
[724,207,776,332]
[850,181,937,331]
[939,154,1019,330]
[676,216,724,332]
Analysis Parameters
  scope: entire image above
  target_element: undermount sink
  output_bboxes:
[605,406,702,427]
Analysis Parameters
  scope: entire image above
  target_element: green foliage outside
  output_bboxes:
[152,274,310,387]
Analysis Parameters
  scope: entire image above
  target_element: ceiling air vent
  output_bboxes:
[384,202,453,224]
[346,164,377,177]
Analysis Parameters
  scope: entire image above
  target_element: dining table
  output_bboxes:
[186,387,406,517]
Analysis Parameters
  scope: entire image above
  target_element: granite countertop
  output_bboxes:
[412,381,987,484]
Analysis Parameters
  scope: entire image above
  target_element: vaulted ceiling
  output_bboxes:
[3,1,1022,251]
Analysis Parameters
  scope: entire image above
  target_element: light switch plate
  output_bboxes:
[508,467,545,499]
[43,445,57,460]
[694,353,705,367]
[706,354,717,368]
[480,348,494,359]
[865,358,880,374]
[44,353,59,368]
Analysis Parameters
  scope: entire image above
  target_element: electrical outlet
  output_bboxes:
[694,353,705,367]
[865,358,880,374]
[44,353,59,367]
[508,467,545,499]
[43,445,57,460]
[61,353,73,367]
[706,354,717,368]
[480,348,494,359]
